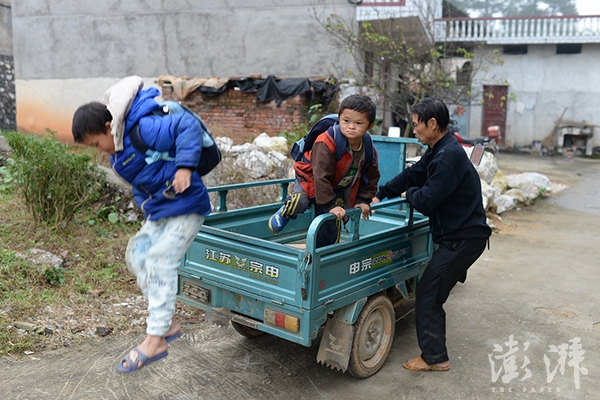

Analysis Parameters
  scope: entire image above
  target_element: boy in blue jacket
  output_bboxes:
[72,76,212,373]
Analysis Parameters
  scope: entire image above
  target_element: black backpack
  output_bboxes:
[129,101,221,176]
[290,113,375,167]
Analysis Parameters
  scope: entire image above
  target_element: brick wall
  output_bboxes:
[161,85,311,143]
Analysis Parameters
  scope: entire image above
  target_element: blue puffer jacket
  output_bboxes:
[110,87,212,220]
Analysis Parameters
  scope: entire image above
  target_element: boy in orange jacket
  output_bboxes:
[269,94,380,248]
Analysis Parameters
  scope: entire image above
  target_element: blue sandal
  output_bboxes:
[165,331,181,343]
[116,347,168,373]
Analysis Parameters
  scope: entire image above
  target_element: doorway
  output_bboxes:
[482,85,507,146]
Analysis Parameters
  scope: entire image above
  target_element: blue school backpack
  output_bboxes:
[290,114,376,168]
[129,101,222,176]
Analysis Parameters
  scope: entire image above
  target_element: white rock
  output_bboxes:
[481,179,502,212]
[215,136,233,147]
[17,248,63,271]
[234,149,276,178]
[510,184,541,204]
[253,133,289,154]
[267,150,288,162]
[495,194,517,214]
[507,172,551,192]
[462,147,498,184]
[228,143,258,155]
[505,188,530,205]
[214,137,234,154]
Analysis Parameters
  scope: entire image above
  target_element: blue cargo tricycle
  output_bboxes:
[177,137,433,378]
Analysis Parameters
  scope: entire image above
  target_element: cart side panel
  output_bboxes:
[311,221,432,309]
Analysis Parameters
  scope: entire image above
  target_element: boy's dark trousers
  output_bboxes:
[282,181,343,248]
[415,237,488,365]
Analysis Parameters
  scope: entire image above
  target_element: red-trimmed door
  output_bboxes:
[482,85,507,145]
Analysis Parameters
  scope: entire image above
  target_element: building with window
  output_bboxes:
[357,0,600,152]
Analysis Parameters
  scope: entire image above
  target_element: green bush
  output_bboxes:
[279,104,325,147]
[2,131,106,228]
[0,164,15,191]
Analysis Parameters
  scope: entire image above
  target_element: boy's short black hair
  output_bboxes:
[410,97,450,132]
[71,101,112,143]
[338,94,377,125]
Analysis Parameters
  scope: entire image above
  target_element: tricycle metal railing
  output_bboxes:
[206,177,415,246]
[207,177,294,213]
[305,197,414,253]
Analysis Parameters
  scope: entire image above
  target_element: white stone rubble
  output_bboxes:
[471,150,566,215]
[253,132,289,154]
[391,147,565,217]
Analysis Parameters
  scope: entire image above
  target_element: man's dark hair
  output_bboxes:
[71,101,112,143]
[338,94,377,125]
[410,97,449,132]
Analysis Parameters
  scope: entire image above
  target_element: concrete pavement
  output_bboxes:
[1,153,599,400]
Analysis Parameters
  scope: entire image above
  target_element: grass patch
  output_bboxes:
[0,129,287,357]
[0,187,145,355]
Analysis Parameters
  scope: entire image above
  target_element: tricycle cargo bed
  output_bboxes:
[178,198,431,345]
[177,136,433,377]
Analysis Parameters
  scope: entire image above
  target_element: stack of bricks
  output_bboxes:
[161,84,310,141]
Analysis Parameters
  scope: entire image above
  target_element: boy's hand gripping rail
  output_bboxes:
[305,197,413,254]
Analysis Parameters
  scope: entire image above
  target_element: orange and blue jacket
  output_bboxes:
[293,126,380,212]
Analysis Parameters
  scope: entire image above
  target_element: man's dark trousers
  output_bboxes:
[416,237,488,365]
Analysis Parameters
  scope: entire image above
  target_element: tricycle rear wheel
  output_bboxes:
[347,294,395,378]
[231,321,265,338]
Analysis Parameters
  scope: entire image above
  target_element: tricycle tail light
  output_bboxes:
[264,309,300,332]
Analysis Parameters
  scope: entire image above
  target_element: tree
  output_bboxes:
[448,0,578,17]
[317,5,503,134]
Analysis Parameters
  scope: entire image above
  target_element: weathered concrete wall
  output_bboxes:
[16,77,159,143]
[13,0,354,79]
[0,54,15,130]
[11,0,356,139]
[0,1,11,56]
[0,1,15,130]
[471,43,600,149]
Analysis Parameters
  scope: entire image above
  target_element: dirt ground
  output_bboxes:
[1,152,599,400]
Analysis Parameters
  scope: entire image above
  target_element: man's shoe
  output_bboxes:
[268,206,290,233]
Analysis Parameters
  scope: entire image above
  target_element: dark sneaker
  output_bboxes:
[268,206,290,233]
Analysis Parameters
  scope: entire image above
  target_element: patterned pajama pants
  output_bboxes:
[125,214,204,336]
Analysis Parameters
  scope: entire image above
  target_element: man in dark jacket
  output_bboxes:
[372,97,491,371]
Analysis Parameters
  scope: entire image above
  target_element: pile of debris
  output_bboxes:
[464,147,567,222]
